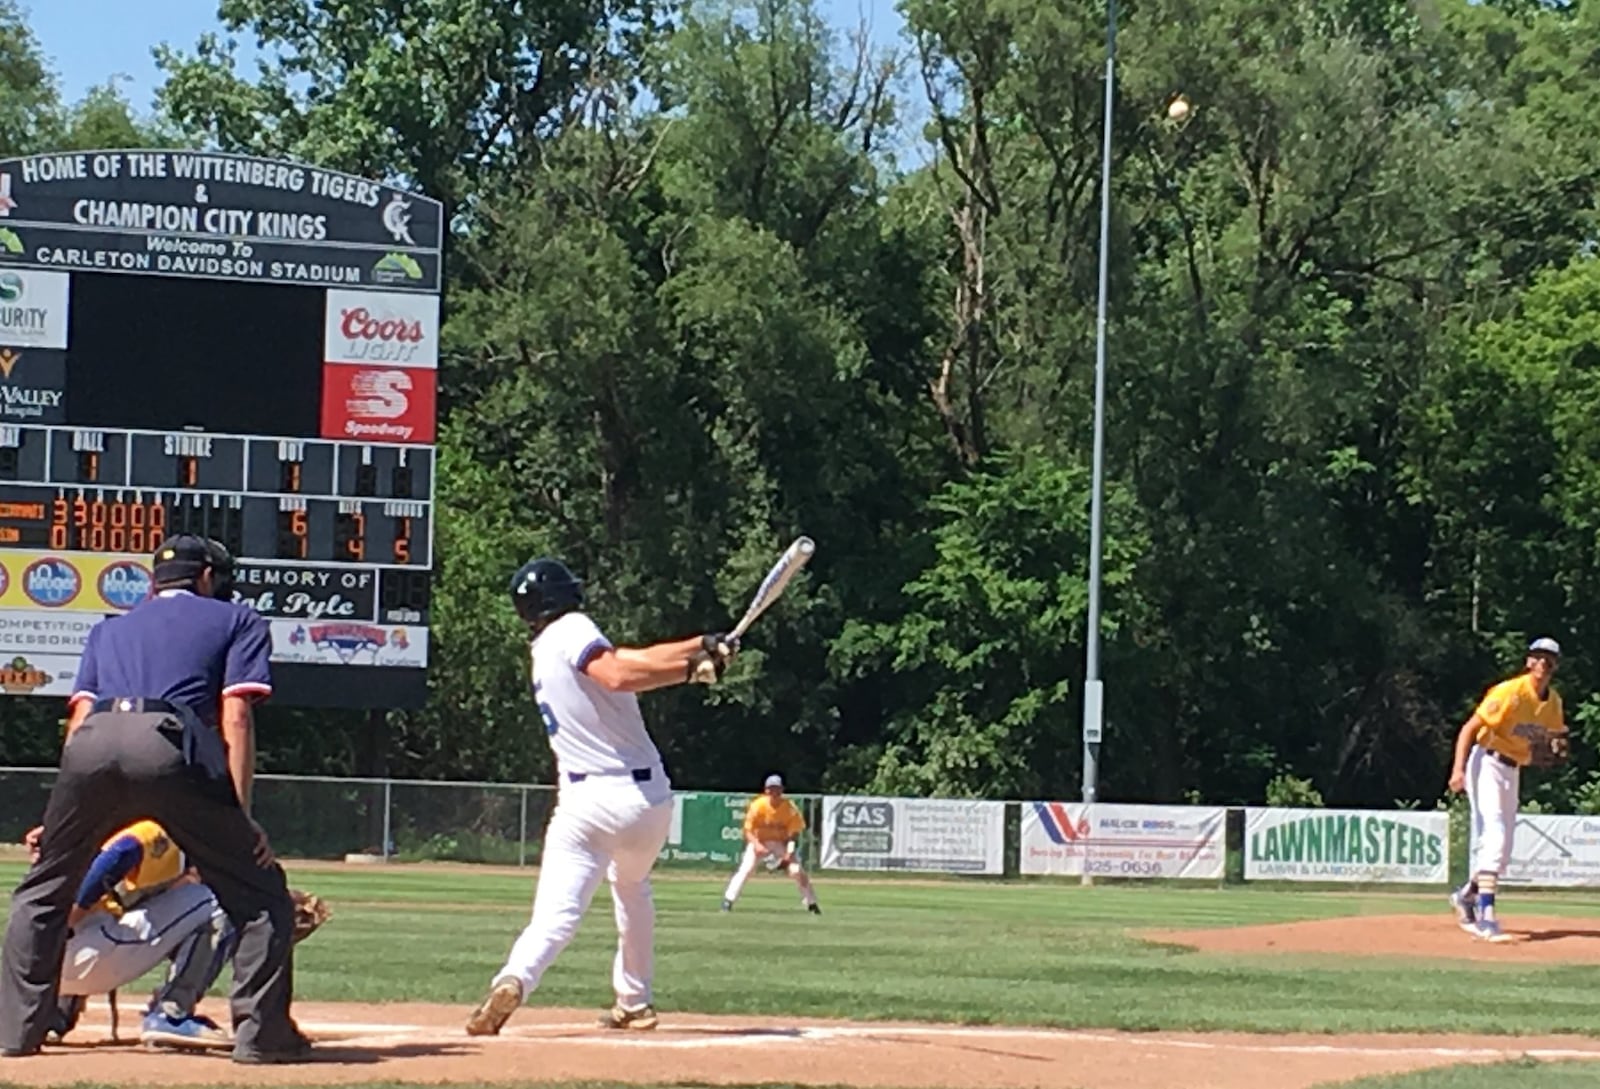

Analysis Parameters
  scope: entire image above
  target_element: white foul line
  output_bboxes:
[294,1018,1600,1062]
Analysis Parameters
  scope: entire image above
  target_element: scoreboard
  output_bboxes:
[0,149,443,708]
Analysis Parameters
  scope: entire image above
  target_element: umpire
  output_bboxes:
[0,535,310,1063]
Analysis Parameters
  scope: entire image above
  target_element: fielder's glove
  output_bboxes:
[291,888,332,943]
[1523,727,1571,769]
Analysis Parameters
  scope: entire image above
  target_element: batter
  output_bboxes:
[465,558,736,1036]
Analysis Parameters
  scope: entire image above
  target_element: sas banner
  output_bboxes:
[1244,807,1448,884]
[659,792,750,865]
[0,551,152,613]
[1021,802,1226,880]
[1499,814,1600,888]
[820,796,1004,875]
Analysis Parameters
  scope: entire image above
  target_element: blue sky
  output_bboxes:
[29,0,909,114]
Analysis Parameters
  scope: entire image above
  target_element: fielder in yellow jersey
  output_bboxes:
[721,775,820,914]
[1447,637,1568,942]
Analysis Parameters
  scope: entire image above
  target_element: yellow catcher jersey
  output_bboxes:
[1475,674,1566,767]
[743,795,805,842]
[97,819,184,915]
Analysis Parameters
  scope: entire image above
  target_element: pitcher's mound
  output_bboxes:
[1142,914,1600,963]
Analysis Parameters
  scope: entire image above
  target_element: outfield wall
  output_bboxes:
[2,767,1597,888]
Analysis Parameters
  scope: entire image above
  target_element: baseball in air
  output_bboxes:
[1167,95,1191,122]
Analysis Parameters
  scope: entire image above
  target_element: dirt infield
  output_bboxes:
[1143,913,1600,964]
[2,1000,1599,1089]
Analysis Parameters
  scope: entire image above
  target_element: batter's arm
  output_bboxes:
[583,637,711,694]
[1448,713,1484,792]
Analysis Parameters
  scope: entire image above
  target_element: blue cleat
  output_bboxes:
[140,1011,231,1050]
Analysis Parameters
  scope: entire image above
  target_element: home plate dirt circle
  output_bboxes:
[5,999,1600,1089]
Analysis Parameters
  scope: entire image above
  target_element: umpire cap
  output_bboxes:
[509,558,584,627]
[152,535,236,599]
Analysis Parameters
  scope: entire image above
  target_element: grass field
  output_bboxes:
[2,862,1598,1087]
[4,862,1598,1035]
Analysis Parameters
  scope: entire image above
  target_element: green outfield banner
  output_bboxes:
[659,791,751,864]
[1244,806,1449,883]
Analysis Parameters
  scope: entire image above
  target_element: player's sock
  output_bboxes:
[1476,871,1498,921]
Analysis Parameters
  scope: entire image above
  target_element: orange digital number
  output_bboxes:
[394,517,412,565]
[72,497,87,528]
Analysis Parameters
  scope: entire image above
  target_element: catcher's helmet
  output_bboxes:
[509,558,584,626]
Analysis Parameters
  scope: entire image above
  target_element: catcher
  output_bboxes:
[23,819,330,1049]
[1446,637,1569,942]
[720,775,820,915]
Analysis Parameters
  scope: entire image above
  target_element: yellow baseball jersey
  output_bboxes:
[97,820,183,915]
[743,795,805,842]
[1475,674,1566,767]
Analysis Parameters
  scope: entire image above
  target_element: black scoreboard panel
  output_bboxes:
[0,149,444,709]
[66,276,325,436]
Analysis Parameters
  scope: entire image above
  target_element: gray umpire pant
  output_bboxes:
[0,710,300,1056]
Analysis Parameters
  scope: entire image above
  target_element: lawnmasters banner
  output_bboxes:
[659,792,749,865]
[1244,807,1448,883]
[1498,814,1600,888]
[820,796,1004,874]
[1021,802,1226,880]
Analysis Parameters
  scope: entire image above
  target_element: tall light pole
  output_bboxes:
[1081,0,1116,811]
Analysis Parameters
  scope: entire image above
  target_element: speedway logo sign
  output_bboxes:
[1244,807,1448,884]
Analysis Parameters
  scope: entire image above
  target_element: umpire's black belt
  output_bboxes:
[565,767,653,784]
[90,697,186,716]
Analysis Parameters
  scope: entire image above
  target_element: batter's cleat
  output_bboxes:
[465,978,523,1037]
[1474,919,1514,943]
[808,903,821,915]
[140,1011,231,1050]
[1449,889,1477,933]
[598,1003,658,1031]
[720,899,732,912]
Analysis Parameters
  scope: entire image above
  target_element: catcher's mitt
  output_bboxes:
[290,889,332,944]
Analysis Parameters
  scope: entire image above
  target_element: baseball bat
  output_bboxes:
[692,536,815,682]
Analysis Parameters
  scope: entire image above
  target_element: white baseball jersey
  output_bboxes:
[531,612,663,777]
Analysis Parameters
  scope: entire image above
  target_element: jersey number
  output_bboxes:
[532,681,561,736]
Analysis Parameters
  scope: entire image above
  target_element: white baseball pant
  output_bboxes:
[1467,744,1519,875]
[723,840,816,907]
[491,771,673,1008]
[59,882,227,1000]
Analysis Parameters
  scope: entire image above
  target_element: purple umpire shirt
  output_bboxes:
[70,589,273,727]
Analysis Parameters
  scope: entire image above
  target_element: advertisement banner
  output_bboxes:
[0,651,79,696]
[0,269,68,349]
[0,550,152,613]
[1021,802,1226,880]
[0,609,96,654]
[319,365,437,444]
[820,796,1004,875]
[268,620,427,668]
[323,289,438,368]
[659,792,749,864]
[1499,814,1600,888]
[233,562,378,622]
[0,346,65,422]
[1244,807,1448,883]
